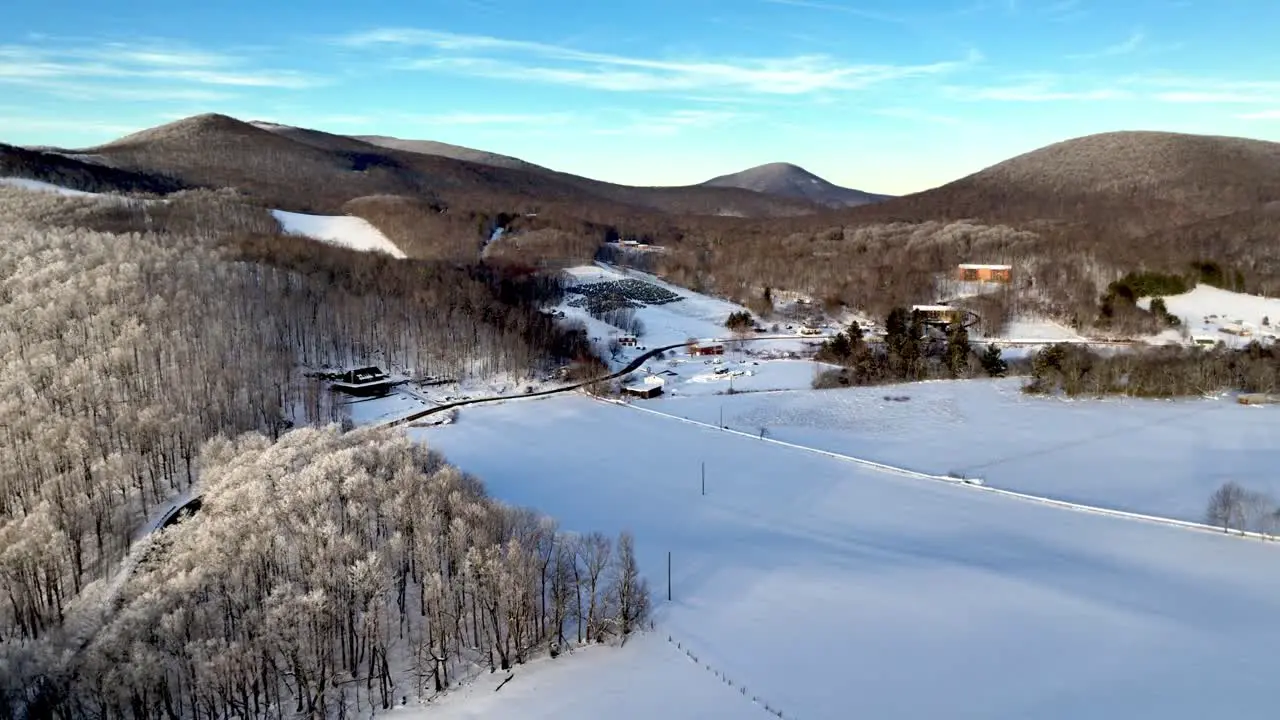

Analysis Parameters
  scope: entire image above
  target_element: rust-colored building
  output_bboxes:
[689,343,725,356]
[957,264,1013,283]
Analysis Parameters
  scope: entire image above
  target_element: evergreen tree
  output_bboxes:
[847,320,865,346]
[946,325,971,377]
[885,307,910,355]
[980,344,1008,377]
[827,332,853,360]
[724,311,754,332]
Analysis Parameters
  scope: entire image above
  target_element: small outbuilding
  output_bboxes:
[957,264,1013,283]
[330,366,398,397]
[689,343,725,356]
[622,375,665,399]
[911,305,965,327]
[1191,334,1219,348]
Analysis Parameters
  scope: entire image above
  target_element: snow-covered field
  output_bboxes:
[340,390,430,426]
[411,395,1280,720]
[271,209,406,258]
[985,317,1086,342]
[558,264,751,350]
[405,633,753,720]
[649,378,1280,523]
[1141,285,1280,346]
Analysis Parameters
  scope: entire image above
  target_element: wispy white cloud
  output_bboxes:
[872,106,962,124]
[946,80,1131,101]
[1237,109,1280,120]
[403,111,577,126]
[0,115,141,136]
[758,0,907,23]
[1042,0,1086,21]
[0,74,235,102]
[1130,76,1280,94]
[1068,29,1145,59]
[338,27,978,97]
[90,45,231,68]
[949,73,1280,106]
[581,107,742,137]
[1126,76,1280,106]
[591,109,741,136]
[0,40,320,93]
[1155,91,1276,104]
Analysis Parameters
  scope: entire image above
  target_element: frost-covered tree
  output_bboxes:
[0,188,643,719]
[608,531,651,641]
[579,532,613,643]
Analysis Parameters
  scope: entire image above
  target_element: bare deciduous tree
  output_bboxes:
[608,531,651,642]
[1206,481,1249,533]
[579,532,613,644]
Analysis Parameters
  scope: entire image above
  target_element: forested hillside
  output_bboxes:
[0,187,645,718]
[13,120,1280,340]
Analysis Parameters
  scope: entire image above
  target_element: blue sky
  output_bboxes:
[3,0,1278,194]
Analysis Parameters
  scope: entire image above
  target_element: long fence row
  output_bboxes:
[664,632,792,719]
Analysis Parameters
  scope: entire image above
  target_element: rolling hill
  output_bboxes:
[59,114,821,218]
[10,118,1280,315]
[353,134,550,174]
[667,130,1280,321]
[702,162,890,208]
[850,130,1280,226]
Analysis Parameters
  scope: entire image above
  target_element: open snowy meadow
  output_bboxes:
[408,393,1280,719]
[648,378,1280,523]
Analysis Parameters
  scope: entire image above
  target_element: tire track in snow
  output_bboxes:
[596,397,1280,543]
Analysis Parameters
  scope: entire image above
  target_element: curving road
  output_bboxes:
[379,334,820,429]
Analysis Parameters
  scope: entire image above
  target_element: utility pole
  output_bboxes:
[667,551,672,602]
[719,404,724,428]
[701,461,705,496]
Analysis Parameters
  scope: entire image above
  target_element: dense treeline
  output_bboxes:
[812,309,1011,388]
[227,231,584,377]
[10,428,648,719]
[0,189,320,651]
[1025,342,1280,397]
[0,187,620,719]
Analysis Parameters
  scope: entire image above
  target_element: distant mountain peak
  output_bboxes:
[99,113,267,148]
[701,163,889,208]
